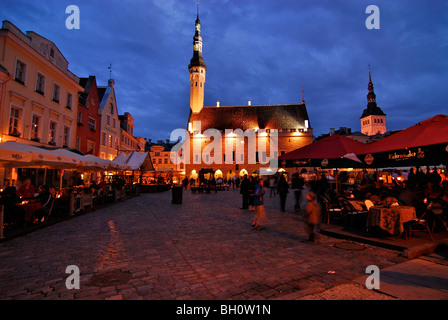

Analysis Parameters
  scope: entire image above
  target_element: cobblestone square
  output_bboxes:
[0,189,403,300]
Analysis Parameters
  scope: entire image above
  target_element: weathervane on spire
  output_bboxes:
[301,87,305,103]
[108,63,112,80]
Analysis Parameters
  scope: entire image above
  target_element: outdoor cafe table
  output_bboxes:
[367,205,417,236]
[17,200,42,223]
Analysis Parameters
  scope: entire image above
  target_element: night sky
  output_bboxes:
[2,0,447,141]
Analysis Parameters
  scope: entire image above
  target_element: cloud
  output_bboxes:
[1,0,446,141]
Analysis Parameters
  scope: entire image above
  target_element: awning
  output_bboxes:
[0,141,81,169]
[278,134,367,168]
[355,114,448,168]
[113,151,154,171]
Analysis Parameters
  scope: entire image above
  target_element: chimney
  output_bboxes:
[248,100,251,106]
[330,128,335,136]
[217,100,220,107]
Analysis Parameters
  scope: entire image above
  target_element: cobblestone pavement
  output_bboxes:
[0,188,405,300]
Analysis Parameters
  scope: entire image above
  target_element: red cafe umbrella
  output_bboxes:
[357,114,448,155]
[355,114,448,167]
[279,134,366,168]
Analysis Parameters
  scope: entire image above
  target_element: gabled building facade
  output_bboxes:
[118,112,139,152]
[77,75,101,156]
[97,79,120,160]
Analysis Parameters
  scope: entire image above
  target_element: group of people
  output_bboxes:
[1,179,57,228]
[239,173,321,243]
[241,174,291,211]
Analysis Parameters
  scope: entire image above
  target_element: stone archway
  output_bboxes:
[214,169,223,179]
[189,170,198,180]
[226,170,235,180]
[239,169,248,177]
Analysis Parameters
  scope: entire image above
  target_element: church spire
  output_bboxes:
[360,65,387,136]
[367,65,376,104]
[189,0,206,70]
[189,0,207,114]
[196,0,200,20]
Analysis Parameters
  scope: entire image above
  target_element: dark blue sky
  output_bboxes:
[2,0,447,141]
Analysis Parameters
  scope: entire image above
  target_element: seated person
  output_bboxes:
[398,181,419,206]
[0,186,26,227]
[34,186,56,223]
[17,179,35,199]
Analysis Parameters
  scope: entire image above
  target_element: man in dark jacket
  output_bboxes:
[291,173,304,212]
[277,174,289,212]
[240,175,250,209]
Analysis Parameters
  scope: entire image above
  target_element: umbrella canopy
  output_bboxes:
[357,114,448,154]
[355,114,448,167]
[82,154,124,171]
[113,151,154,171]
[278,134,367,168]
[0,141,81,169]
[49,148,107,170]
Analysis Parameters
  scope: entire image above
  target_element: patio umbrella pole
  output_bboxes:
[0,205,4,239]
[60,169,64,192]
[43,168,47,185]
[9,168,14,186]
[335,169,339,195]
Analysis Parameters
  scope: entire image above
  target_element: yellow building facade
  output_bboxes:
[0,21,83,185]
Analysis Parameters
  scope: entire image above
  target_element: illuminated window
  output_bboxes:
[63,126,70,147]
[88,117,96,131]
[9,107,22,137]
[87,140,95,153]
[49,121,57,144]
[31,115,40,141]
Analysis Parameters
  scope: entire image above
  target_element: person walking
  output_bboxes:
[248,175,256,211]
[269,176,277,197]
[240,175,250,209]
[277,174,289,212]
[252,179,267,230]
[291,173,304,212]
[303,192,322,243]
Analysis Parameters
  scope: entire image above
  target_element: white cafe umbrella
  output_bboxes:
[0,141,80,168]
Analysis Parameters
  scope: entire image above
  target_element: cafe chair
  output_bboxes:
[428,200,448,233]
[339,199,367,228]
[322,197,343,224]
[364,199,374,211]
[406,209,433,241]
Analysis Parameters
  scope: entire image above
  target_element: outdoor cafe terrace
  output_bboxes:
[278,114,448,250]
[0,142,161,240]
